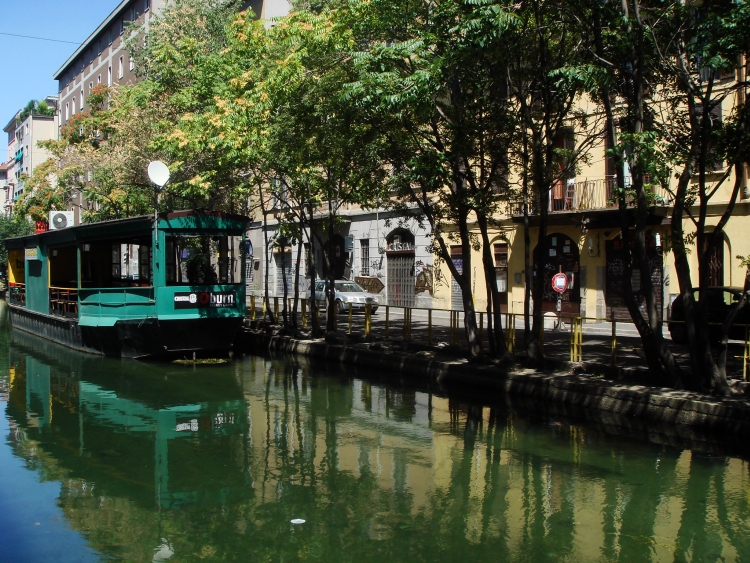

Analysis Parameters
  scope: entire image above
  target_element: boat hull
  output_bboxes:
[8,304,243,359]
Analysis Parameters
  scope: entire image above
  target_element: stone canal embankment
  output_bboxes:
[236,329,750,441]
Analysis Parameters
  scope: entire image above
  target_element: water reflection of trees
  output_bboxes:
[1,330,749,561]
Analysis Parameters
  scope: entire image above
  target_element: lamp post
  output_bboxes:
[147,161,170,282]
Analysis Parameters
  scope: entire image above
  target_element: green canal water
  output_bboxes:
[1,303,749,563]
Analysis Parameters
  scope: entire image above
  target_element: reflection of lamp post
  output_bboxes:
[147,161,170,281]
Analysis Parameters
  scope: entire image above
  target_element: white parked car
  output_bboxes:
[311,280,380,314]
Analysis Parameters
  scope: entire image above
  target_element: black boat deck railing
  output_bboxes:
[49,287,79,319]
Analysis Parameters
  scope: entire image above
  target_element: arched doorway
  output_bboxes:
[534,233,581,315]
[386,228,415,307]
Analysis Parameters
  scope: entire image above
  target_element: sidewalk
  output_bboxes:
[248,303,750,380]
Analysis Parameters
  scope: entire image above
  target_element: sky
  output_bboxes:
[0,0,121,125]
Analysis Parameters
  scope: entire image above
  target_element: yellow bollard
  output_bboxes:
[611,315,617,366]
[506,313,516,353]
[569,317,582,362]
[348,302,353,334]
[250,295,256,321]
[385,305,390,338]
[570,318,575,362]
[302,299,308,328]
[274,297,279,323]
[428,309,433,345]
[365,303,371,337]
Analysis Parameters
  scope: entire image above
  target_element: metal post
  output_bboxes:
[348,302,353,334]
[404,308,411,342]
[274,297,279,323]
[428,309,433,346]
[385,305,390,338]
[251,295,256,321]
[302,299,307,328]
[611,314,617,366]
[365,303,371,337]
[479,312,484,339]
[744,326,749,381]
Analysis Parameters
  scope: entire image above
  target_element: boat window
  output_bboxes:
[80,239,151,288]
[165,234,241,286]
[49,246,78,289]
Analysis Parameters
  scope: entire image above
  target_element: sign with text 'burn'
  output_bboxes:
[173,291,236,309]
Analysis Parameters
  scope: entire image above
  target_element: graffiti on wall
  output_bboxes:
[415,261,434,296]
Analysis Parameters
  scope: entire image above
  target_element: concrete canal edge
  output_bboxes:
[236,330,750,438]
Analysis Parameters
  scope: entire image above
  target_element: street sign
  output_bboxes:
[552,272,568,293]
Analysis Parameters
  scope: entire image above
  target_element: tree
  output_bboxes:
[505,0,598,365]
[0,215,34,272]
[347,0,522,357]
[578,0,750,392]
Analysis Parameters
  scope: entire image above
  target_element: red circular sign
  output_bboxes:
[552,273,568,293]
[198,292,210,305]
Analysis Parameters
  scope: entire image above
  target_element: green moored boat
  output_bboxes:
[5,210,249,358]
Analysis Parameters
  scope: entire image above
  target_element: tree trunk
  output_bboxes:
[307,201,321,336]
[477,211,506,356]
[292,231,303,332]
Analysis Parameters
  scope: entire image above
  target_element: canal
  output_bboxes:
[0,302,748,563]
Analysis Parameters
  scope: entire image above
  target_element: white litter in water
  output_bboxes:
[291,519,306,525]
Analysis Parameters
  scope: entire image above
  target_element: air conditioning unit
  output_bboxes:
[49,210,74,230]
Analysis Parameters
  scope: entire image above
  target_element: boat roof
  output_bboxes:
[4,209,250,249]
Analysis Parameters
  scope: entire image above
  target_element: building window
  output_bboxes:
[130,56,135,71]
[72,97,76,115]
[97,74,101,85]
[119,56,124,79]
[89,81,93,94]
[108,66,112,86]
[494,243,508,293]
[145,0,150,10]
[80,89,84,109]
[360,239,370,276]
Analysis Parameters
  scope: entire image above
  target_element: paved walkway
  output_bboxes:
[248,303,750,380]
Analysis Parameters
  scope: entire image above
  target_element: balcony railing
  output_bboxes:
[508,176,673,216]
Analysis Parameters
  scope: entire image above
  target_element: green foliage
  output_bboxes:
[18,99,55,121]
[0,215,34,270]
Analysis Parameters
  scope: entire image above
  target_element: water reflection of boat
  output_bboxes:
[6,331,250,510]
[4,210,249,358]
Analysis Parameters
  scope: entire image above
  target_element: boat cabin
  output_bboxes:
[5,210,249,358]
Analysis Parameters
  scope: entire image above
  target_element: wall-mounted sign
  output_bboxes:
[174,291,236,309]
[354,276,385,294]
[24,247,39,261]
